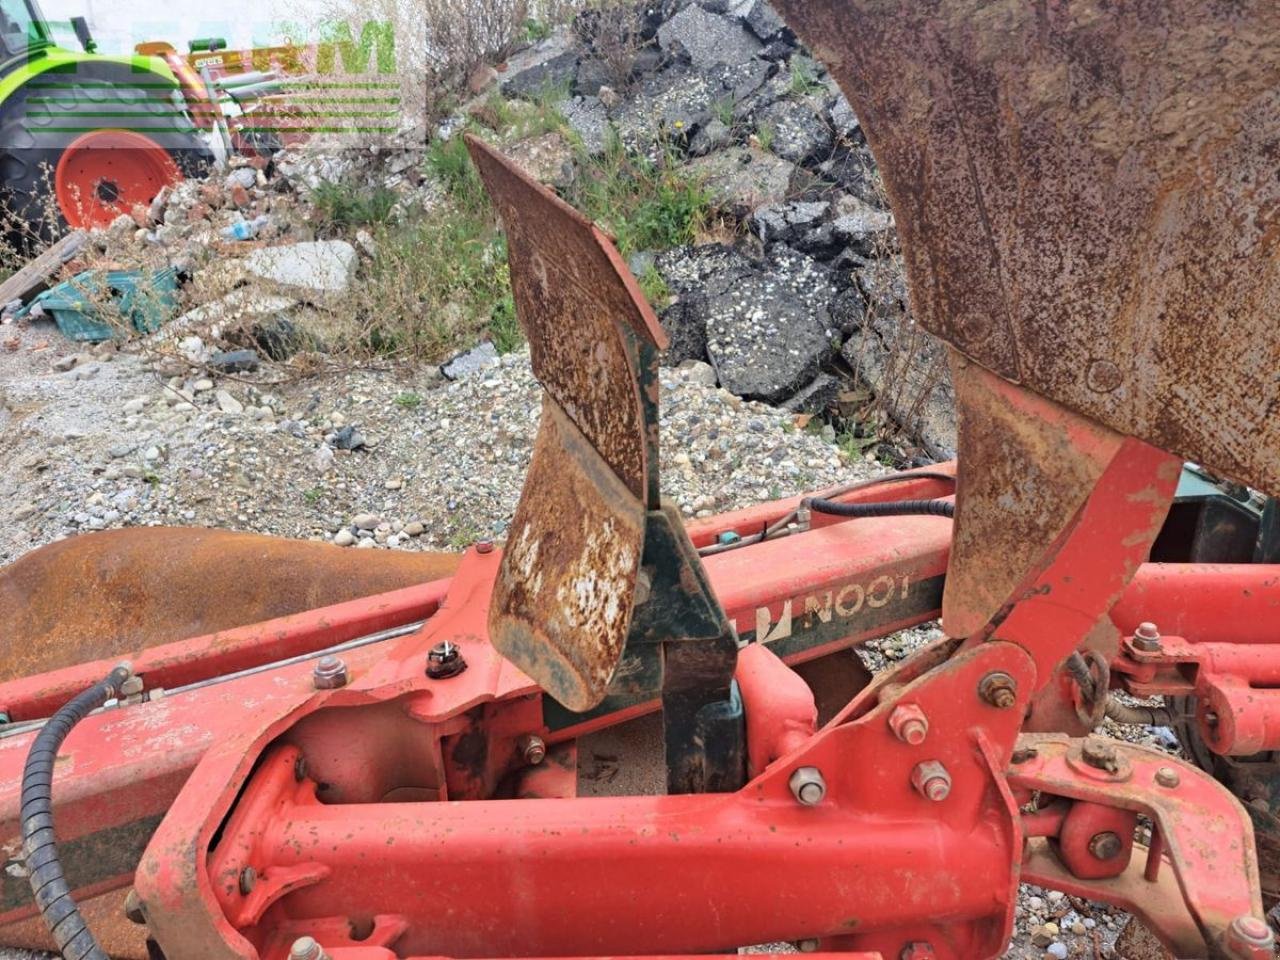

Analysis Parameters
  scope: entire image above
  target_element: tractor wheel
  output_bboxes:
[1172,695,1280,906]
[0,61,213,242]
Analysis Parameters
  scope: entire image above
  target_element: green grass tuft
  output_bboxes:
[568,134,710,255]
[310,180,398,227]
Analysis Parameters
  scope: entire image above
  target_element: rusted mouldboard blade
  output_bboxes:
[772,0,1280,494]
[465,135,668,711]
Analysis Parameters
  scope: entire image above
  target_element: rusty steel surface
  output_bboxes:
[489,402,645,711]
[0,527,460,684]
[773,0,1280,495]
[465,135,666,502]
[468,136,669,710]
[943,354,1124,637]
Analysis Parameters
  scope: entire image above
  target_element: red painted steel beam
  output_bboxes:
[1112,564,1280,644]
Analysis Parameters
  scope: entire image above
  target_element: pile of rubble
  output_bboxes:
[481,0,956,459]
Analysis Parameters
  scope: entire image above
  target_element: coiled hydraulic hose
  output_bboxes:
[804,496,955,518]
[22,663,133,960]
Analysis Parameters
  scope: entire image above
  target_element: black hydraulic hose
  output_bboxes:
[21,663,132,960]
[804,496,955,518]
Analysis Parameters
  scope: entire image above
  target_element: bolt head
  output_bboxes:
[238,865,257,895]
[426,641,467,679]
[789,766,827,805]
[476,539,495,554]
[290,936,321,960]
[1088,830,1122,860]
[1081,735,1119,772]
[312,655,349,690]
[888,704,929,745]
[1155,766,1180,788]
[911,760,952,801]
[796,939,819,953]
[978,671,1018,709]
[123,888,146,924]
[1226,915,1275,954]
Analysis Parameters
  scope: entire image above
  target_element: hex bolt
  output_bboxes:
[123,888,145,925]
[1132,621,1163,653]
[1225,915,1275,956]
[238,866,257,896]
[1088,831,1122,860]
[312,655,349,690]
[426,641,467,679]
[475,540,495,555]
[1081,735,1119,773]
[911,760,952,801]
[1155,766,1181,788]
[888,704,929,745]
[796,940,819,953]
[978,671,1018,709]
[520,734,547,765]
[789,766,827,805]
[290,936,327,960]
[293,755,309,782]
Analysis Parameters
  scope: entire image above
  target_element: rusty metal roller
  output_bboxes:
[773,0,1280,495]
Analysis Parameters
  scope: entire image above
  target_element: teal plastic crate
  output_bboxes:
[23,267,179,341]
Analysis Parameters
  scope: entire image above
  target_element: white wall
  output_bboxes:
[38,0,327,55]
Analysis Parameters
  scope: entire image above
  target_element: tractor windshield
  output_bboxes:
[0,0,48,58]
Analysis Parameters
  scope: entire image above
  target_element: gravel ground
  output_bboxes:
[0,321,1176,958]
[0,324,853,561]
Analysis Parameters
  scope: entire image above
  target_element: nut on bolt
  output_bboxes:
[1088,831,1122,860]
[520,734,547,765]
[475,539,495,554]
[312,655,349,690]
[1132,621,1163,653]
[789,766,827,805]
[911,760,952,801]
[426,641,467,679]
[1155,766,1180,788]
[888,704,929,745]
[978,671,1018,709]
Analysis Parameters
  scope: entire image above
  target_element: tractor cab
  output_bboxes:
[0,0,51,71]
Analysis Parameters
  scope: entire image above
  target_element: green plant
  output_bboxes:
[303,486,325,503]
[836,424,880,460]
[712,95,736,127]
[568,135,710,254]
[789,57,824,97]
[448,522,485,549]
[637,264,671,308]
[310,179,398,227]
[473,91,519,133]
[756,122,776,153]
[524,17,551,41]
[490,290,524,353]
[426,134,489,214]
[394,391,422,409]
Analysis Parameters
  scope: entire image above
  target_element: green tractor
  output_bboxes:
[0,0,212,238]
